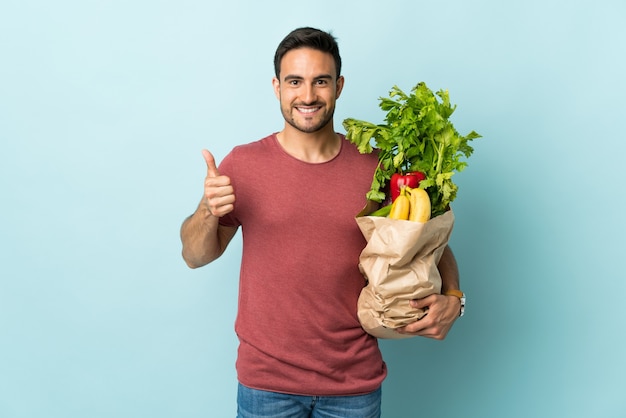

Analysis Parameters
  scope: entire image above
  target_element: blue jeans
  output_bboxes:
[236,383,382,418]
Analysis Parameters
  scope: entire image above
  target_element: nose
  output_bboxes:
[302,83,317,104]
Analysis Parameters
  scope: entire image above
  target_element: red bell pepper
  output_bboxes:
[390,171,426,202]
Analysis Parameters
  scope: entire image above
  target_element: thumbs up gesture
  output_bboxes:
[202,149,235,217]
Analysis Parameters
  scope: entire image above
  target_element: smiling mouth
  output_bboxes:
[295,104,322,115]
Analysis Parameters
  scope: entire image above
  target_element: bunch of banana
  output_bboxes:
[389,186,431,222]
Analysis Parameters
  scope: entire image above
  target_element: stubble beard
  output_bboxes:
[281,101,335,134]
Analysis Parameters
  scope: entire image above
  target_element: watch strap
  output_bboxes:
[443,289,464,299]
[443,289,466,317]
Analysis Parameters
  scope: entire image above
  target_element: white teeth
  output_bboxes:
[298,107,318,114]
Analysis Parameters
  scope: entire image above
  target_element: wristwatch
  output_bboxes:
[443,290,466,317]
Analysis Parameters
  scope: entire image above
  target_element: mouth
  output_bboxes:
[295,105,322,115]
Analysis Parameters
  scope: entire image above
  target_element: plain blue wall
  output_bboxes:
[1,1,625,417]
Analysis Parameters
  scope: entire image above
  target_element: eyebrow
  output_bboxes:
[283,74,334,82]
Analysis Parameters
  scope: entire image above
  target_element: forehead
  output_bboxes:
[279,47,336,80]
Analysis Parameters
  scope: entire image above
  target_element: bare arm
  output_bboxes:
[180,201,237,268]
[396,245,462,339]
[180,149,238,269]
[438,245,460,294]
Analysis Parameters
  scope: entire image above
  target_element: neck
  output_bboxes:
[276,124,341,163]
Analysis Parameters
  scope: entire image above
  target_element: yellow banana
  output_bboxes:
[389,187,410,220]
[407,187,431,222]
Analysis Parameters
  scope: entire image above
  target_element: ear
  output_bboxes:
[272,77,281,100]
[335,75,345,99]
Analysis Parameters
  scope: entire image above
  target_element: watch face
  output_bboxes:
[459,295,465,317]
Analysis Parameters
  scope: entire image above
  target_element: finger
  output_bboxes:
[410,295,434,309]
[202,149,220,177]
[396,321,426,335]
[395,307,431,335]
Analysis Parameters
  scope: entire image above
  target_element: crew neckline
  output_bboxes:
[270,132,344,165]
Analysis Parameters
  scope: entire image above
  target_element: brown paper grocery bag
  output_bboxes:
[355,210,454,339]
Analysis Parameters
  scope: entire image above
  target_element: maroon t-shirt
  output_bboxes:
[219,133,387,396]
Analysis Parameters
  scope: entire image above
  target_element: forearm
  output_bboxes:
[180,200,230,268]
[438,245,459,293]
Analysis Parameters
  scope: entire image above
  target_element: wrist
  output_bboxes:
[198,200,221,222]
[443,289,465,317]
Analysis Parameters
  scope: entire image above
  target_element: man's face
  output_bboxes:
[273,48,344,134]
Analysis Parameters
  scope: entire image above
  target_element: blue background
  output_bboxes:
[1,1,625,417]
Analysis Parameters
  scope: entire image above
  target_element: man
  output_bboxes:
[180,27,463,418]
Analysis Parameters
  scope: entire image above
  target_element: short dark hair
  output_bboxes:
[273,27,342,79]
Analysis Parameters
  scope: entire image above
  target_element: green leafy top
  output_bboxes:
[342,82,482,217]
